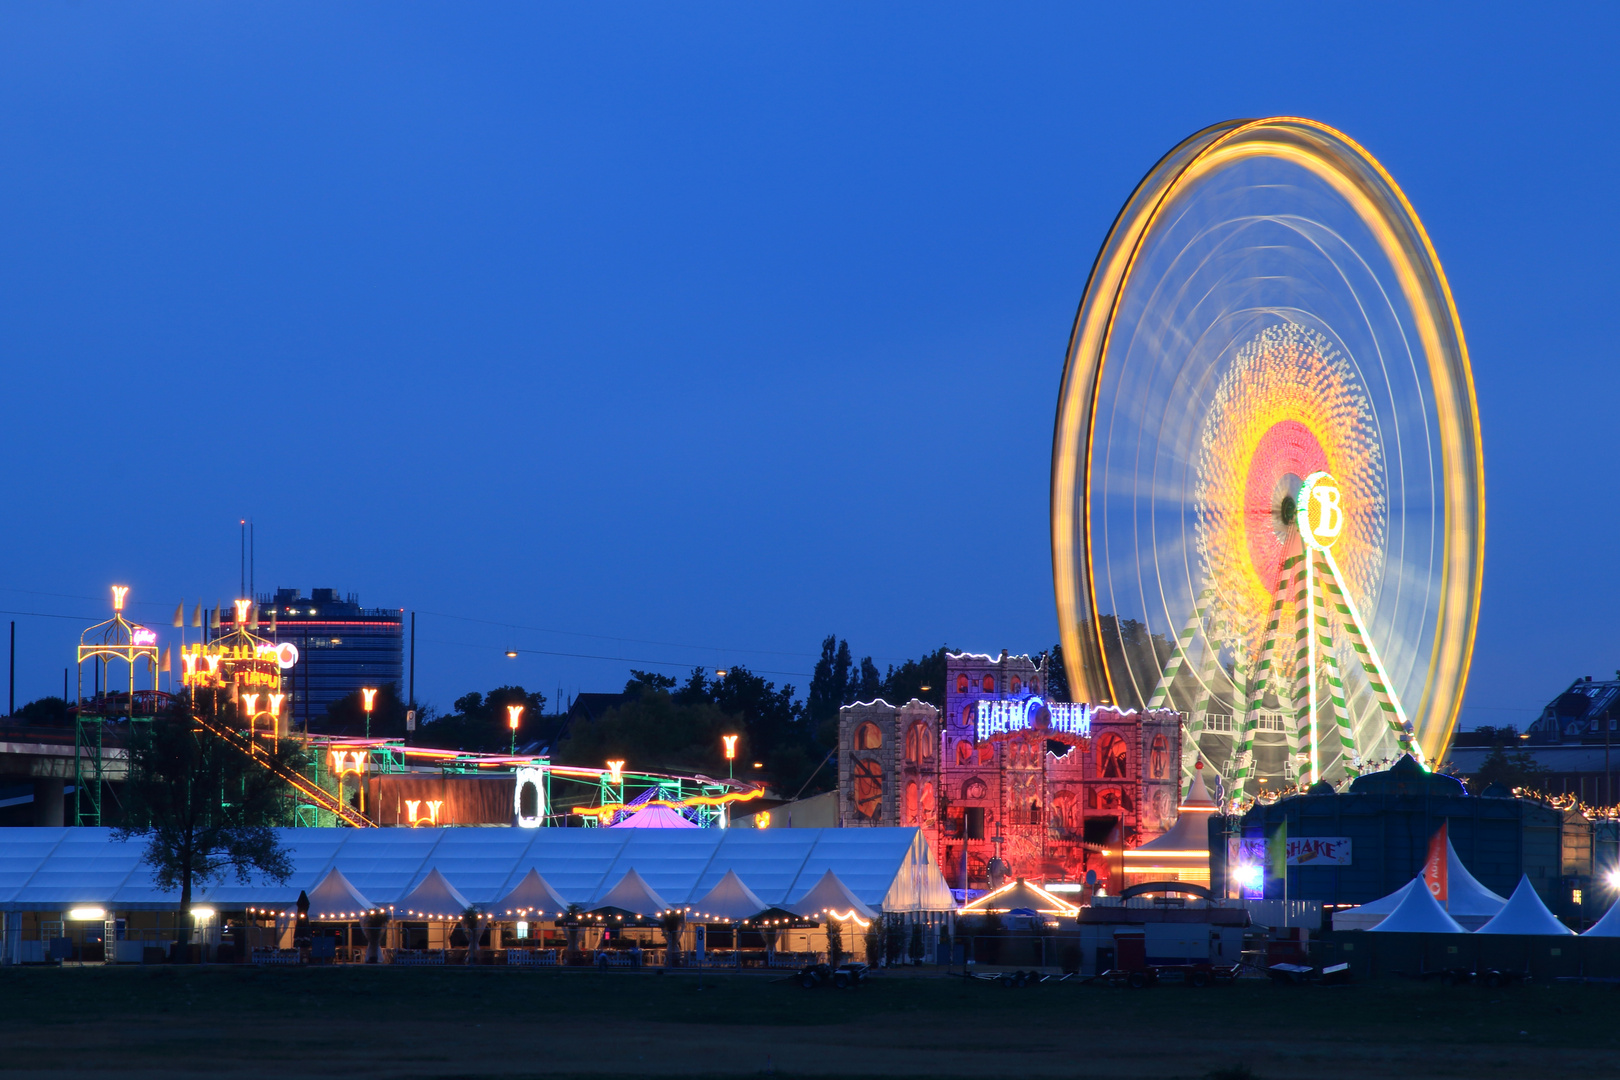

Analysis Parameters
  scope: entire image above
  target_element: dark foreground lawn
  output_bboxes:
[1,965,1618,1079]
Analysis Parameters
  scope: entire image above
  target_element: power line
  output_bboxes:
[417,635,811,679]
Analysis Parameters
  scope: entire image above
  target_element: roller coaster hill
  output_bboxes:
[3,588,761,830]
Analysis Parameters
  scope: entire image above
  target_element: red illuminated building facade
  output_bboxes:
[838,651,1182,890]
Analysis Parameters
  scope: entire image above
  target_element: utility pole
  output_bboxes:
[8,620,14,718]
[409,612,416,709]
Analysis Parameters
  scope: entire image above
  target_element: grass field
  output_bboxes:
[1,965,1618,1079]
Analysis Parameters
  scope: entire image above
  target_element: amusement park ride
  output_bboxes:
[1052,117,1484,806]
[70,588,759,829]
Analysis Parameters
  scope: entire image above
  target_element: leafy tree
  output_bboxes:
[1045,643,1071,703]
[625,670,676,693]
[855,657,882,703]
[113,699,301,956]
[1468,744,1546,794]
[14,695,70,726]
[807,636,855,728]
[323,682,415,737]
[879,646,950,710]
[420,685,547,753]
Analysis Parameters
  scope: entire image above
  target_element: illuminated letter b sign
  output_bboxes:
[1296,472,1345,551]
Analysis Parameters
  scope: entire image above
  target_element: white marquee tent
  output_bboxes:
[1474,875,1573,936]
[1365,878,1467,934]
[1334,837,1508,931]
[0,826,954,916]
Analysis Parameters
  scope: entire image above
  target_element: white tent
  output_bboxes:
[1366,878,1467,934]
[0,826,954,916]
[610,805,697,829]
[304,867,382,921]
[394,868,473,920]
[788,869,877,922]
[1334,837,1508,930]
[689,870,767,922]
[591,867,669,917]
[1582,897,1620,937]
[493,868,570,919]
[1474,875,1572,935]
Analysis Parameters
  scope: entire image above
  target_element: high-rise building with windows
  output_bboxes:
[220,588,404,731]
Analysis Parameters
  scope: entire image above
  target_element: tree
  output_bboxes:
[625,670,676,693]
[879,646,950,710]
[1045,643,1071,703]
[14,695,70,726]
[1468,744,1546,794]
[419,685,547,753]
[807,636,855,729]
[323,682,416,738]
[113,699,301,956]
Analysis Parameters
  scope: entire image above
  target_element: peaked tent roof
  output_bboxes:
[688,870,768,922]
[1582,896,1620,937]
[1131,765,1217,854]
[1366,877,1467,933]
[304,867,381,921]
[610,805,698,829]
[788,869,877,921]
[1475,875,1573,935]
[395,868,473,920]
[1334,837,1507,929]
[959,878,1079,915]
[0,827,954,914]
[493,869,570,918]
[591,867,669,916]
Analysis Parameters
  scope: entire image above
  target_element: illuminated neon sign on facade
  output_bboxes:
[975,697,1090,741]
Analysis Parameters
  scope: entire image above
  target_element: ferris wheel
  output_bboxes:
[1051,118,1484,803]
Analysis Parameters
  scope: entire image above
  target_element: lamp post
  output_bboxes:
[507,704,525,755]
[362,687,377,738]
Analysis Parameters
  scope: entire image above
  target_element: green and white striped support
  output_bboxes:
[1229,555,1300,804]
[1288,554,1315,783]
[1148,591,1212,710]
[1311,552,1359,782]
[1316,547,1421,765]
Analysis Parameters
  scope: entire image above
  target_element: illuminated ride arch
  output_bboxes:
[1051,118,1483,804]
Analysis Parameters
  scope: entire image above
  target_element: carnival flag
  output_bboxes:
[1423,822,1449,904]
[172,602,184,628]
[160,648,171,674]
[1267,819,1287,885]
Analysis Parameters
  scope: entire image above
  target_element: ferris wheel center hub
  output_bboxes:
[1295,471,1345,551]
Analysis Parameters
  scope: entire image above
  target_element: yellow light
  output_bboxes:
[111,586,128,611]
[507,704,525,731]
[752,762,763,769]
[606,760,625,785]
[715,669,728,678]
[68,907,106,921]
[757,811,771,829]
[506,650,518,658]
[362,687,378,713]
[191,907,216,920]
[722,735,738,760]
[268,692,285,718]
[234,599,251,623]
[243,693,259,717]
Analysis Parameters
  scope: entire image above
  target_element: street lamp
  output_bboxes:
[505,649,518,658]
[507,704,525,755]
[362,687,378,738]
[722,734,738,779]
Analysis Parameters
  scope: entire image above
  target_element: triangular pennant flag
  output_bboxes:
[250,603,260,629]
[191,603,202,628]
[210,604,220,630]
[268,608,276,633]
[1423,822,1449,905]
[172,602,184,628]
[160,648,171,673]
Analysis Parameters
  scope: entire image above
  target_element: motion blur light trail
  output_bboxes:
[1051,117,1483,801]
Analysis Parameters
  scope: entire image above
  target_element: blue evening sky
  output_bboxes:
[0,4,1612,729]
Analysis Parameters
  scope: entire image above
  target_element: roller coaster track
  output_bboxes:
[193,710,373,828]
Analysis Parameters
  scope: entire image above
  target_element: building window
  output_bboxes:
[1010,676,1022,694]
[964,807,986,840]
[1149,734,1169,780]
[956,740,974,765]
[962,704,976,727]
[905,721,933,763]
[1098,732,1128,778]
[852,759,883,819]
[854,722,882,750]
[957,673,969,694]
[982,674,995,693]
[905,781,918,824]
[978,743,994,765]
[920,782,935,824]
[963,777,988,800]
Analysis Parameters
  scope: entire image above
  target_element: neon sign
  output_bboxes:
[514,766,545,829]
[404,799,444,827]
[131,627,157,647]
[975,696,1090,741]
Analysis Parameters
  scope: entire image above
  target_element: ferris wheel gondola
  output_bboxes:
[1052,118,1483,804]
